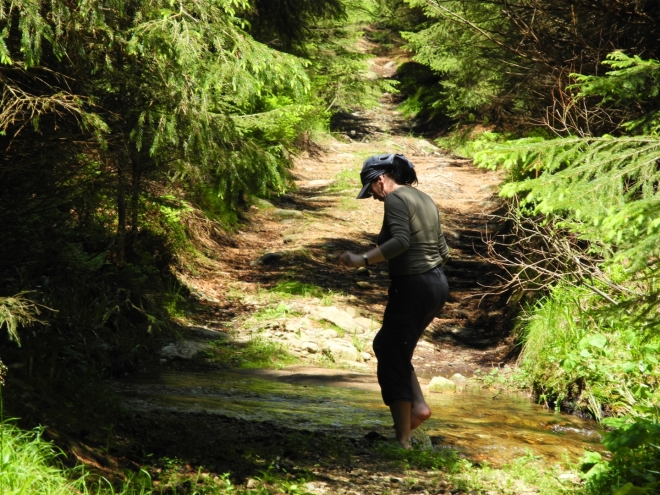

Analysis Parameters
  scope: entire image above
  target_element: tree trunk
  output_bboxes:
[130,155,141,239]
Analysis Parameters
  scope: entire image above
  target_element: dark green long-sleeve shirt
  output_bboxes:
[376,186,449,277]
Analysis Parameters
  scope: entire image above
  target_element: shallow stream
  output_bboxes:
[114,367,602,465]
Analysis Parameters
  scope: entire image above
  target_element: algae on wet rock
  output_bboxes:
[428,376,456,393]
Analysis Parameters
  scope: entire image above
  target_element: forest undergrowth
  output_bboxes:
[2,0,660,494]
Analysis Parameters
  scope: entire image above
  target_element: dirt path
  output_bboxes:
[176,66,514,381]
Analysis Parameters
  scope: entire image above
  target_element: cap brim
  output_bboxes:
[356,182,372,199]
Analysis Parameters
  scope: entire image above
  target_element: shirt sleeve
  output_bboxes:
[438,220,449,262]
[378,192,411,260]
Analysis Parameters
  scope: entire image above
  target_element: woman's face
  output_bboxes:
[370,175,391,201]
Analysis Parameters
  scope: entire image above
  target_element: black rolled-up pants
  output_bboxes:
[372,266,449,406]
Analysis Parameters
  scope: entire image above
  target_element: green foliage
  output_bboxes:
[572,52,660,135]
[582,417,660,494]
[472,54,660,492]
[401,0,527,121]
[517,284,660,419]
[396,0,660,129]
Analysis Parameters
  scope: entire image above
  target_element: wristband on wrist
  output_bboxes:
[362,253,369,266]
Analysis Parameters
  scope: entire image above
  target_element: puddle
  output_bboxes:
[114,368,602,465]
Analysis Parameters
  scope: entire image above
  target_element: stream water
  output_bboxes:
[114,367,602,465]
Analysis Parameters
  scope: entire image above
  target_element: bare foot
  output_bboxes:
[411,403,431,430]
[397,438,412,449]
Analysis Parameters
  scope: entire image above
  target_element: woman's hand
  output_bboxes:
[338,251,364,268]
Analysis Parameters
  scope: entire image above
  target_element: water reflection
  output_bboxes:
[114,369,602,464]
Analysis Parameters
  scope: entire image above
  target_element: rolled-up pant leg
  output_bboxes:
[372,267,449,406]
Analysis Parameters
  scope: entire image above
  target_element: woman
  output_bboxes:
[339,153,449,448]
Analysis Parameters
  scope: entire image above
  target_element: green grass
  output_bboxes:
[267,280,341,306]
[327,167,360,193]
[339,197,359,210]
[374,442,465,472]
[253,302,294,321]
[205,337,298,369]
[0,422,84,495]
[0,420,154,495]
[270,281,327,298]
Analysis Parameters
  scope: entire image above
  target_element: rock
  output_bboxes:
[478,183,498,193]
[428,376,456,393]
[361,352,371,361]
[355,267,370,277]
[160,340,210,360]
[286,317,312,333]
[411,429,433,450]
[282,234,304,243]
[354,316,377,332]
[450,373,468,389]
[416,138,435,149]
[302,342,319,353]
[323,341,359,362]
[187,326,229,340]
[252,197,273,209]
[272,208,302,218]
[319,329,338,339]
[246,478,258,489]
[356,281,376,289]
[307,179,336,188]
[255,252,285,265]
[315,306,359,334]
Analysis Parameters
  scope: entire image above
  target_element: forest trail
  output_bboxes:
[176,54,514,381]
[110,55,604,494]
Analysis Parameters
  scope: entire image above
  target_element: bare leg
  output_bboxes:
[389,401,412,448]
[410,370,431,430]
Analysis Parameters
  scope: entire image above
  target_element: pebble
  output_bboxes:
[272,208,303,218]
[303,342,319,353]
[283,234,304,243]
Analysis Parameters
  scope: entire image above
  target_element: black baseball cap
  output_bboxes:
[356,153,414,199]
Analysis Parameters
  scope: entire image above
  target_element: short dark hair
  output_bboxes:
[386,155,418,186]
